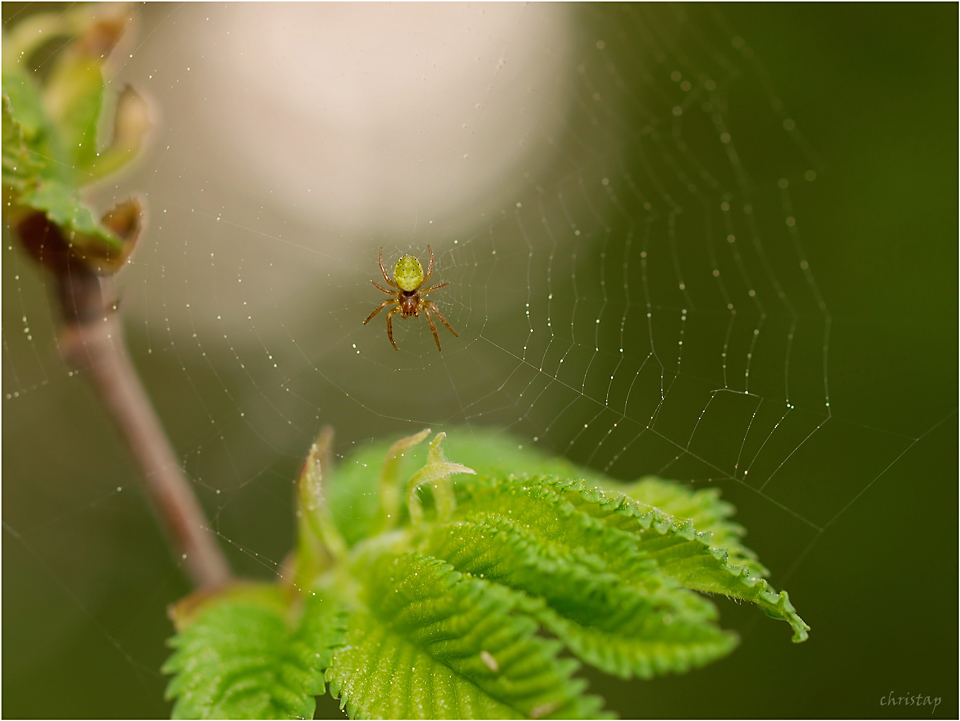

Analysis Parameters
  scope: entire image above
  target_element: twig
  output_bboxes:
[56,263,232,589]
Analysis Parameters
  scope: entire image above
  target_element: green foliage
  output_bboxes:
[2,93,44,191]
[163,584,346,720]
[327,552,606,720]
[2,6,148,273]
[165,428,809,719]
[616,477,769,577]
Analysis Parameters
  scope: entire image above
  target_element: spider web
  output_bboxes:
[2,3,953,718]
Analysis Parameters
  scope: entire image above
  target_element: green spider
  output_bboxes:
[364,246,458,351]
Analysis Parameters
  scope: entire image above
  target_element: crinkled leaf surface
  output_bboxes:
[165,429,809,720]
[163,584,345,720]
[566,479,809,642]
[615,477,769,577]
[326,552,607,720]
[423,495,738,679]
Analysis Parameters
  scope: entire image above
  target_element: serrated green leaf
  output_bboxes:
[423,513,737,679]
[614,476,769,577]
[561,478,810,643]
[328,611,521,720]
[448,474,668,599]
[163,584,346,720]
[448,472,808,643]
[433,473,739,677]
[162,429,811,719]
[529,599,737,682]
[332,432,808,636]
[289,590,349,698]
[326,552,609,720]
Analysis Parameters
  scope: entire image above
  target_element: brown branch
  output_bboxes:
[55,263,232,589]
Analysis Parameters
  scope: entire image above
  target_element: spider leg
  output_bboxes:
[422,245,435,286]
[419,281,449,296]
[422,306,443,351]
[378,248,400,288]
[386,306,402,350]
[424,301,458,337]
[370,280,395,295]
[364,298,398,325]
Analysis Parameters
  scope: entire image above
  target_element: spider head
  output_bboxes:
[394,254,424,292]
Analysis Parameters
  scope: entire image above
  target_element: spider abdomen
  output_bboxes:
[394,255,425,292]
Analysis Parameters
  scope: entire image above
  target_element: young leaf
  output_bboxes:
[19,183,121,245]
[163,584,345,720]
[43,56,104,171]
[563,478,810,642]
[85,85,151,182]
[613,476,769,577]
[328,429,611,548]
[327,435,409,547]
[405,431,474,526]
[162,429,810,720]
[2,94,43,191]
[296,426,346,584]
[425,471,740,678]
[3,75,123,259]
[2,72,54,154]
[325,552,609,720]
[449,472,808,642]
[423,514,737,679]
[3,7,146,276]
[375,428,433,533]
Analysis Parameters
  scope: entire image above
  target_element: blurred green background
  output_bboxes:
[3,3,956,718]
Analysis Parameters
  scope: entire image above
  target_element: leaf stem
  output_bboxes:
[55,263,231,589]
